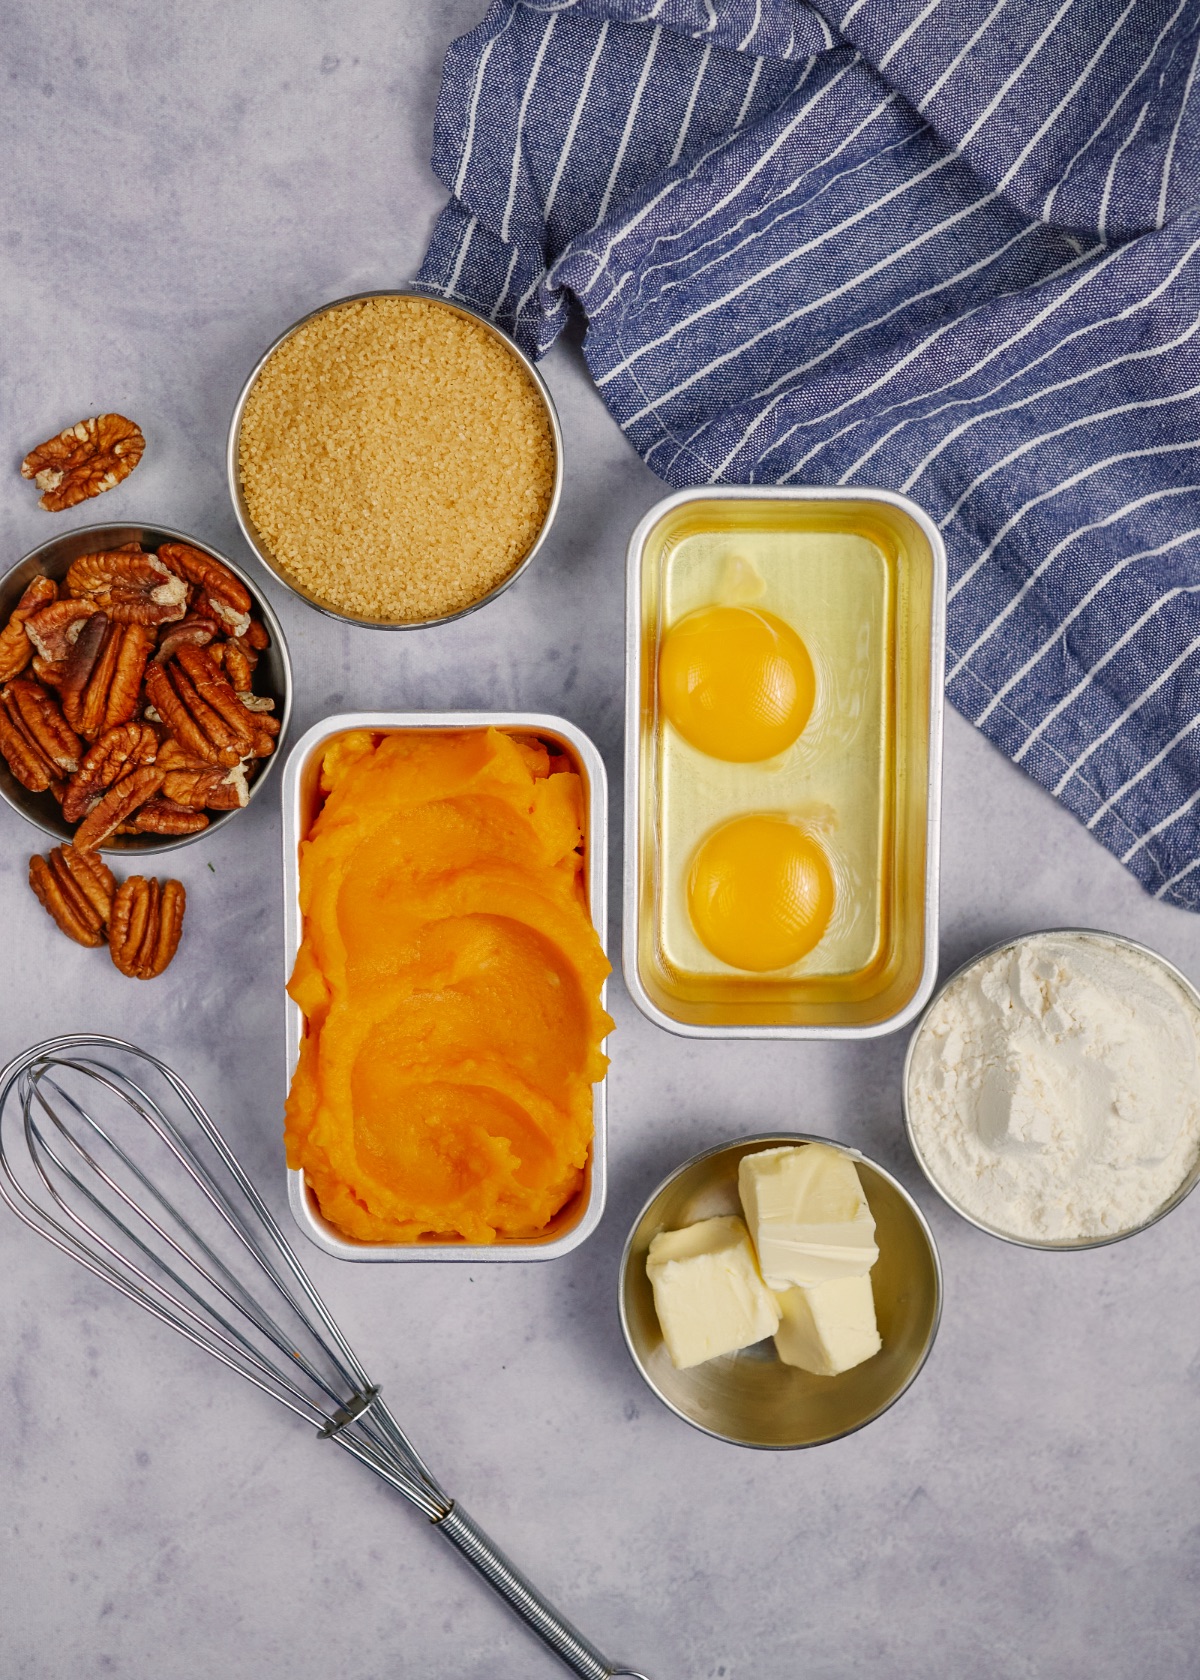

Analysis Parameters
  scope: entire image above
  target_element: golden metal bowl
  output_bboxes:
[619,1133,942,1449]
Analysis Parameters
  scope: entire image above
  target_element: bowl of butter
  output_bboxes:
[619,1134,942,1448]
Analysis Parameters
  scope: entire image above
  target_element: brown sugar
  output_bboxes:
[237,295,557,623]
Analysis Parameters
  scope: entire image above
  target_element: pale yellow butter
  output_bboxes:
[646,1215,781,1370]
[774,1273,882,1376]
[738,1142,878,1288]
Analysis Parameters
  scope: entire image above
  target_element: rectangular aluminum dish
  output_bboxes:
[625,487,945,1039]
[282,711,608,1260]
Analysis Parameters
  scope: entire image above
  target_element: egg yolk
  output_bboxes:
[658,605,815,762]
[687,815,835,972]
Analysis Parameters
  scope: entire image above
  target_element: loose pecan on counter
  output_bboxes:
[26,843,186,978]
[108,876,186,979]
[29,845,115,948]
[21,415,145,512]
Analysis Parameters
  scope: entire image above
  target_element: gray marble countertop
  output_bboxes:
[2,5,1197,1677]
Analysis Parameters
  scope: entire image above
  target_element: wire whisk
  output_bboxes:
[0,1035,648,1680]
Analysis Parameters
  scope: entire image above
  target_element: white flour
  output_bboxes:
[906,933,1200,1242]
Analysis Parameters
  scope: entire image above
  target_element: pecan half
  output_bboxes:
[108,876,185,979]
[62,722,159,825]
[142,657,244,766]
[29,845,115,948]
[158,543,252,638]
[24,597,99,662]
[141,662,218,764]
[244,619,269,653]
[2,679,81,775]
[102,623,155,732]
[31,655,68,690]
[154,614,217,665]
[73,765,165,851]
[130,798,209,836]
[74,618,122,740]
[175,644,260,754]
[154,736,213,774]
[162,763,248,811]
[21,414,145,512]
[222,640,256,692]
[57,612,110,733]
[0,576,59,681]
[0,694,58,791]
[65,550,187,626]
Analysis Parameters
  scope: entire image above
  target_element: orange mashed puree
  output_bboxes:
[285,728,612,1244]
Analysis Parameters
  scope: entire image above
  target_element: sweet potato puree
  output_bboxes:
[285,728,612,1243]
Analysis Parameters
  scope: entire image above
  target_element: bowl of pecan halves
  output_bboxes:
[0,524,291,977]
[0,522,292,856]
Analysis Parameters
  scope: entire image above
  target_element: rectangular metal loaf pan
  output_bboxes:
[282,711,608,1261]
[625,486,945,1040]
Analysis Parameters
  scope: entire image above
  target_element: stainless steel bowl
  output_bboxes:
[226,290,564,631]
[619,1133,942,1449]
[0,523,292,855]
[903,928,1200,1250]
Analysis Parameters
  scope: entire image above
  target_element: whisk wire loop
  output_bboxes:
[0,1035,642,1677]
[24,1065,351,1430]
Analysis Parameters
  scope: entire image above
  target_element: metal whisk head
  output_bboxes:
[0,1033,647,1680]
[0,1034,448,1514]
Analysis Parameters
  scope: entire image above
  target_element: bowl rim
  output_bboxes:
[225,288,565,631]
[0,520,293,855]
[618,1130,944,1450]
[902,926,1200,1251]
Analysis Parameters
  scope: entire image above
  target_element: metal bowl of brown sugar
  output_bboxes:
[227,290,564,631]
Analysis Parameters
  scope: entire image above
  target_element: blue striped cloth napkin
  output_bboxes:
[418,0,1200,909]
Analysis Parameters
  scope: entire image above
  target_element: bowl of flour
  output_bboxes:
[903,930,1200,1248]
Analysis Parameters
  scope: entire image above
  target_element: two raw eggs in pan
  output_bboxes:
[658,604,835,974]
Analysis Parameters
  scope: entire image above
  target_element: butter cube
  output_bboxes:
[738,1142,878,1289]
[774,1273,882,1376]
[646,1215,781,1370]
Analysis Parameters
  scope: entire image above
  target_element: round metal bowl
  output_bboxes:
[226,290,564,631]
[903,928,1200,1251]
[619,1133,942,1450]
[0,522,292,856]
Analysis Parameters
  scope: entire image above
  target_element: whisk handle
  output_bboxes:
[433,1503,647,1679]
